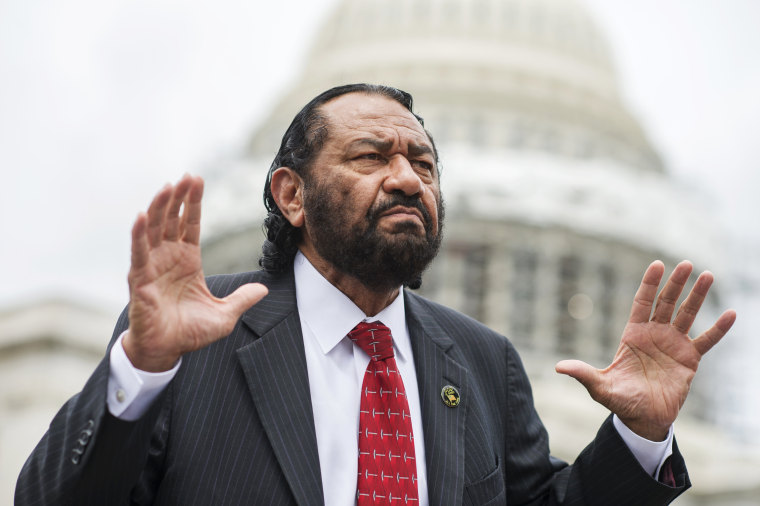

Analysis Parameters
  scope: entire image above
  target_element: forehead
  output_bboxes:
[319,92,431,147]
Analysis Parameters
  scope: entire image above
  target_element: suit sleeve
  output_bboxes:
[503,341,690,506]
[15,308,170,506]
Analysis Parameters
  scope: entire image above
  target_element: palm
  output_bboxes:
[129,238,215,353]
[556,261,735,440]
[594,320,700,432]
[124,176,268,372]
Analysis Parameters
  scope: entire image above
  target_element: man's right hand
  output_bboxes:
[123,174,268,372]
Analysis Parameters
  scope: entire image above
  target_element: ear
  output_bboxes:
[270,167,305,227]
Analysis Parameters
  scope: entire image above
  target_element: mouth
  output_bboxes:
[379,205,425,224]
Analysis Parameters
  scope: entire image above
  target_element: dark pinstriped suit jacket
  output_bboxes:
[17,268,690,505]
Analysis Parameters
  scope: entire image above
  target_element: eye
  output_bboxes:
[357,153,383,161]
[412,159,434,172]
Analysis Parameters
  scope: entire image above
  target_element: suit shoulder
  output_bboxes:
[404,290,513,350]
[205,270,274,297]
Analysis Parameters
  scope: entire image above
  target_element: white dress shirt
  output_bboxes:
[293,251,428,506]
[107,252,673,503]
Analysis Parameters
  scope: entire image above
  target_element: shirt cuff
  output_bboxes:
[613,414,674,478]
[107,331,181,421]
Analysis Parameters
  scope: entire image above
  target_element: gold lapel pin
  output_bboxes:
[440,385,460,408]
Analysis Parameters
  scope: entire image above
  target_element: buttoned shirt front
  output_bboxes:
[294,252,429,506]
[107,255,672,502]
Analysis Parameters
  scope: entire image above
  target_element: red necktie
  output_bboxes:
[348,321,419,505]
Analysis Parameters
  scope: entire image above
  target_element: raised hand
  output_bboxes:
[555,260,736,441]
[123,175,268,372]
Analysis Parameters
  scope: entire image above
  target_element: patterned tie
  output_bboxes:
[348,321,418,505]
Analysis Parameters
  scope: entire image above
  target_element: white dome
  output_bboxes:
[200,3,733,467]
[207,0,721,268]
[247,0,663,177]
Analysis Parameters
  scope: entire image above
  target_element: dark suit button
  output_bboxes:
[71,447,84,465]
[79,419,95,443]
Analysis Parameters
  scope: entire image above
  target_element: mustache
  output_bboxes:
[367,194,432,226]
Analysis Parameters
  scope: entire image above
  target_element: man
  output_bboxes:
[16,84,735,505]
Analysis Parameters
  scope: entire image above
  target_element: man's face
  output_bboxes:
[300,92,444,291]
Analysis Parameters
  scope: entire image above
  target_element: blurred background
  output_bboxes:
[1,0,759,503]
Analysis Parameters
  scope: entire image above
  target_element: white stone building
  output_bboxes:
[200,0,760,503]
[3,0,758,504]
[0,299,115,503]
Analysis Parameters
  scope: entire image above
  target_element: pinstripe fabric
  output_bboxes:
[17,267,690,505]
[404,292,690,506]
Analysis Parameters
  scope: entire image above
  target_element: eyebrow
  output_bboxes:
[349,138,434,158]
[350,138,394,152]
[407,143,433,158]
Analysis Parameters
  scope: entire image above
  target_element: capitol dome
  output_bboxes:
[2,3,755,503]
[203,0,724,366]
[249,0,664,175]
[201,2,729,447]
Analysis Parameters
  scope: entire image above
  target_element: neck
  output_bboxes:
[299,246,400,316]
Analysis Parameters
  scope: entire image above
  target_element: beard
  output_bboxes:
[302,180,444,292]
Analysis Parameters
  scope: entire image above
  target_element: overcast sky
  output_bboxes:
[1,0,758,313]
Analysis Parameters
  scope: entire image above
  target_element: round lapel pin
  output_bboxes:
[440,385,460,408]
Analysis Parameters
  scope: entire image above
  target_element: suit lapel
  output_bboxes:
[405,292,468,506]
[230,272,468,506]
[236,271,324,506]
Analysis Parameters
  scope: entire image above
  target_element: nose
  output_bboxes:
[382,155,423,197]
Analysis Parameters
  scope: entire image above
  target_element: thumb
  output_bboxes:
[222,283,269,319]
[555,359,601,393]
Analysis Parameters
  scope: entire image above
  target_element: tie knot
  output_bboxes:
[348,321,394,361]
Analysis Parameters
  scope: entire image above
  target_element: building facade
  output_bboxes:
[4,1,758,504]
[200,0,759,502]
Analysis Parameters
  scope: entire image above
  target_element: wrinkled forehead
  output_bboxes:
[319,92,432,147]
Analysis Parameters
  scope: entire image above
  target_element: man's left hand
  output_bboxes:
[556,260,736,441]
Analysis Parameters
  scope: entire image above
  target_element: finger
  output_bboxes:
[693,309,736,355]
[555,359,602,393]
[164,175,193,241]
[146,184,172,248]
[222,283,269,322]
[651,260,693,324]
[671,270,712,333]
[181,176,204,245]
[130,212,149,270]
[628,260,665,323]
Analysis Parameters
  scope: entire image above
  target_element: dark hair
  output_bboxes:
[259,83,438,274]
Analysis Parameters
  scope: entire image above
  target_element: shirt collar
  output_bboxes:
[293,251,410,361]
